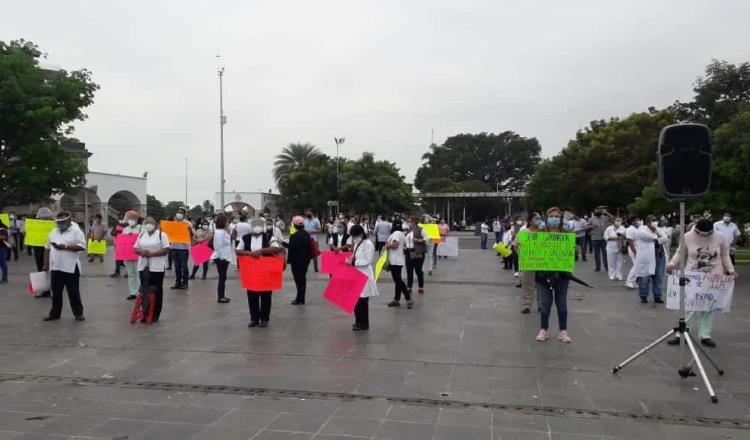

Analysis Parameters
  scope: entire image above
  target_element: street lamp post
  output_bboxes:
[218,67,227,213]
[334,137,345,214]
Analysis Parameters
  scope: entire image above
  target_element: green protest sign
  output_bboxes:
[518,231,575,272]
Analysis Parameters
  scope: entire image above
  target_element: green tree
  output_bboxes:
[146,194,165,220]
[201,199,215,215]
[0,39,98,210]
[675,60,750,129]
[414,132,541,191]
[527,108,676,213]
[273,142,323,182]
[277,154,337,215]
[163,201,185,219]
[339,153,413,215]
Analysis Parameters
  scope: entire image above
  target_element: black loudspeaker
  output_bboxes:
[658,123,712,199]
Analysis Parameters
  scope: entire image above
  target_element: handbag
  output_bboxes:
[309,236,321,258]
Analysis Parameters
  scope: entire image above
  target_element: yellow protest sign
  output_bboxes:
[493,241,512,257]
[25,219,56,247]
[518,231,575,272]
[87,239,107,255]
[0,213,9,227]
[374,250,388,281]
[419,224,441,244]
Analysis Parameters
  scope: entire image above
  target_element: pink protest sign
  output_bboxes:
[115,234,139,261]
[323,266,368,314]
[190,242,213,266]
[320,251,352,274]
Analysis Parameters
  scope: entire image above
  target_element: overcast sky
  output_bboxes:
[3,1,750,206]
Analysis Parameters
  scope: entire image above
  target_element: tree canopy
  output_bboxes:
[414,132,541,192]
[273,142,323,183]
[276,146,412,216]
[0,39,98,210]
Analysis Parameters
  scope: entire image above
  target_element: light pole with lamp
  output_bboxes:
[334,137,345,214]
[218,66,227,213]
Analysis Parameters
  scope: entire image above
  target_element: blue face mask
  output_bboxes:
[547,217,561,227]
[534,219,544,228]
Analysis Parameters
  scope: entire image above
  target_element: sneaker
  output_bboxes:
[259,321,269,328]
[74,315,86,322]
[654,298,664,304]
[701,338,716,348]
[640,298,648,304]
[558,331,572,343]
[218,297,231,303]
[248,321,259,328]
[126,295,136,300]
[387,301,400,307]
[406,301,414,309]
[535,329,548,342]
[521,307,530,314]
[625,282,636,289]
[514,272,519,277]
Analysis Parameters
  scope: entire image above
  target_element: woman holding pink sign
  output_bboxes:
[347,225,379,331]
[121,210,142,300]
[190,219,213,280]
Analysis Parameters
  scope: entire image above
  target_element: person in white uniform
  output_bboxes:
[604,217,627,281]
[134,216,171,322]
[43,211,87,322]
[348,224,379,331]
[714,213,741,266]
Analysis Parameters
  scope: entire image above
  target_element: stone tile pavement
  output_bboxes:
[0,233,747,439]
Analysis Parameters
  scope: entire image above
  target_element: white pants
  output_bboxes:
[607,251,625,280]
[626,252,637,285]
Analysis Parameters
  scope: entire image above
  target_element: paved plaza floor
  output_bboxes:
[0,233,748,439]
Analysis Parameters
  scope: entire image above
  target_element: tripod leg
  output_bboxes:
[693,340,724,376]
[612,329,675,374]
[684,333,718,403]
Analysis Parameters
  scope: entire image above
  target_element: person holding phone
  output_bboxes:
[43,211,87,322]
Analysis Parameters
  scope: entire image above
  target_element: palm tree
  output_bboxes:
[273,142,323,182]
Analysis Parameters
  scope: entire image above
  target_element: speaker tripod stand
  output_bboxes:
[611,201,724,403]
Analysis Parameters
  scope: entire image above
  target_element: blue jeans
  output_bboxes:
[592,239,608,271]
[171,249,189,286]
[0,247,8,281]
[480,233,488,249]
[536,274,570,331]
[638,254,665,300]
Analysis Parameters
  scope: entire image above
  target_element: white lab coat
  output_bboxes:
[633,225,669,277]
[352,238,379,298]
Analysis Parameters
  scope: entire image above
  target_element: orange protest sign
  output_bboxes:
[238,255,285,291]
[160,221,191,244]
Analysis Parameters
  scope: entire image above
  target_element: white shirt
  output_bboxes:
[405,230,414,249]
[212,229,233,261]
[45,224,86,273]
[604,225,626,252]
[480,223,489,234]
[352,238,379,298]
[387,230,406,266]
[135,229,171,272]
[234,222,251,241]
[235,234,282,252]
[714,221,740,249]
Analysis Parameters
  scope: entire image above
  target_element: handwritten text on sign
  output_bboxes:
[518,231,575,272]
[666,271,735,313]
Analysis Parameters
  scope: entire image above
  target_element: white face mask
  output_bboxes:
[634,220,642,227]
[515,221,522,226]
[651,221,659,229]
[352,236,362,244]
[614,221,622,227]
[723,216,731,223]
[175,213,184,220]
[201,225,209,230]
[252,226,263,234]
[403,225,410,232]
[144,223,156,233]
[127,219,137,226]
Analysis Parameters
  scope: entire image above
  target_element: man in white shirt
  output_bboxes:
[374,216,392,252]
[624,215,641,289]
[714,213,741,266]
[43,211,87,321]
[480,220,489,249]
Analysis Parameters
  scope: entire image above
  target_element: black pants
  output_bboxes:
[375,241,385,253]
[114,260,124,275]
[406,253,424,289]
[172,249,189,286]
[592,239,608,271]
[191,262,209,278]
[11,232,22,260]
[390,265,411,301]
[510,249,519,272]
[139,270,164,321]
[354,297,369,328]
[247,290,272,323]
[50,268,84,318]
[215,259,229,299]
[292,262,309,303]
[32,246,45,271]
